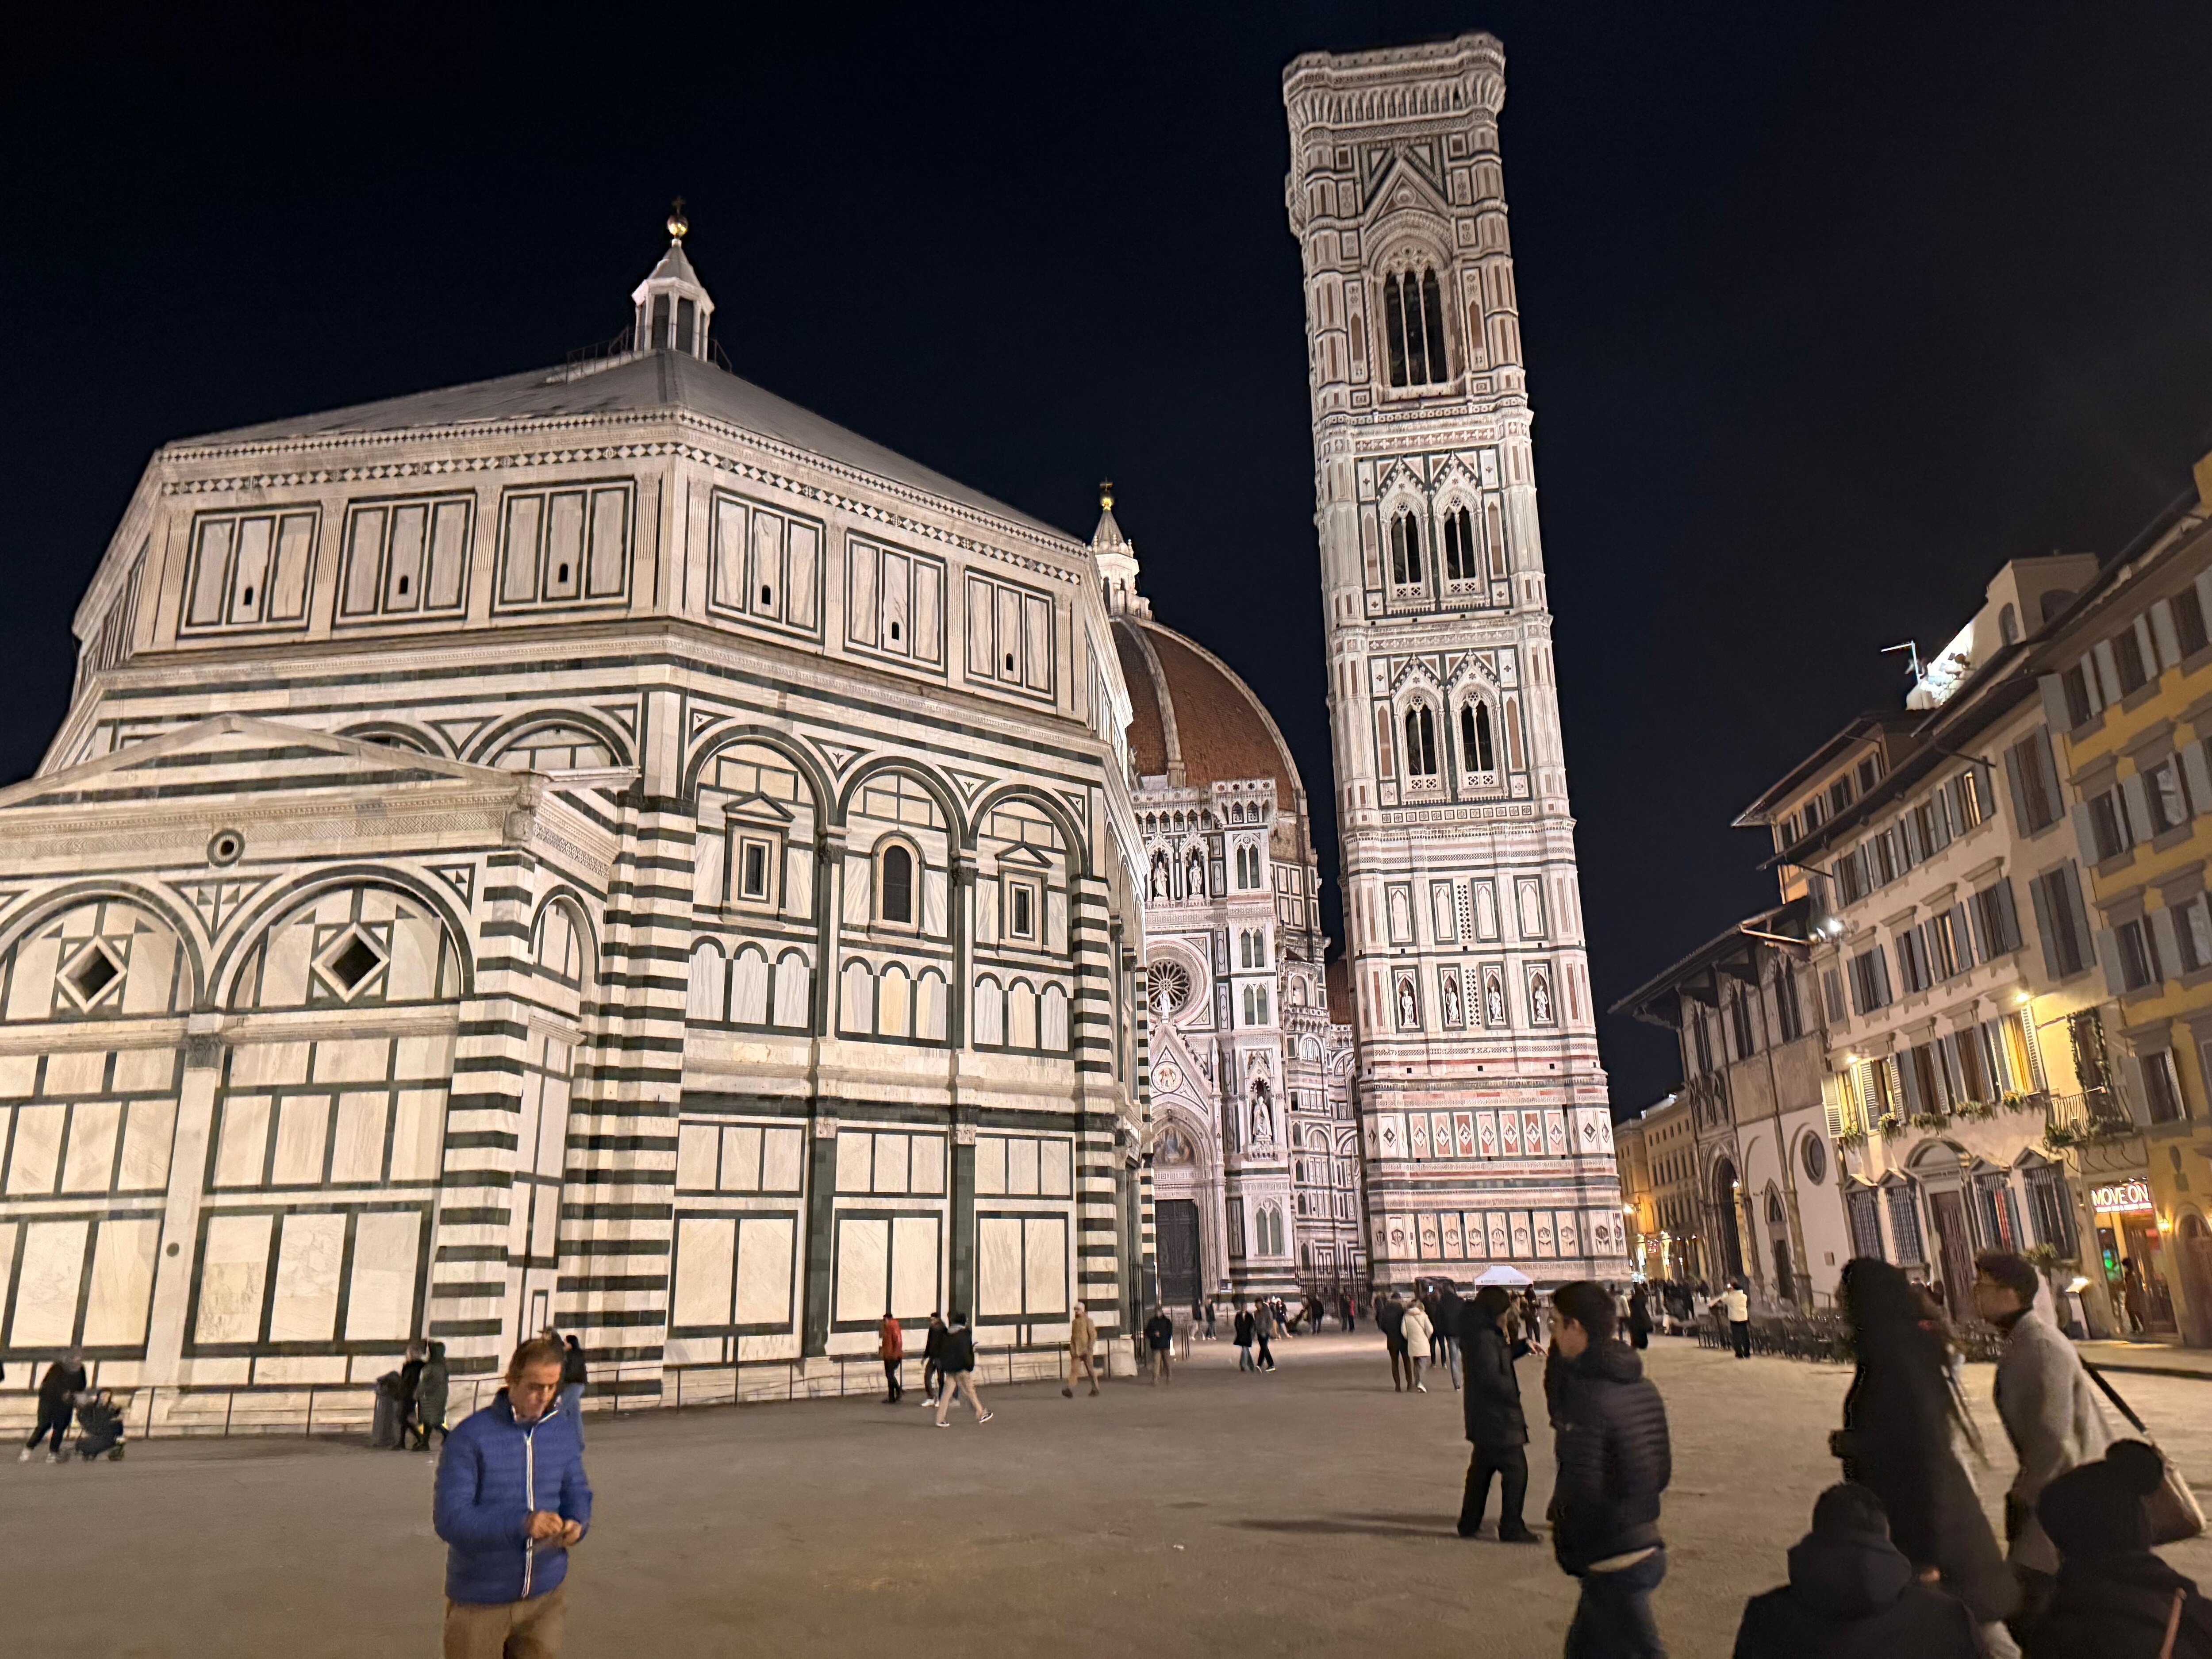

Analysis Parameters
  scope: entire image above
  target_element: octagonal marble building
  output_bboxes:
[0,234,1153,1423]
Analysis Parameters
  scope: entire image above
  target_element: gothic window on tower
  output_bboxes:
[1461,702,1497,778]
[1389,511,1424,590]
[1403,704,1439,786]
[1441,504,1480,588]
[1380,265,1451,388]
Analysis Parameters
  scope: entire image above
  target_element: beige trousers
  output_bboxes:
[443,1579,568,1659]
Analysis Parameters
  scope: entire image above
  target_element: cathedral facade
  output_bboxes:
[1283,35,1629,1290]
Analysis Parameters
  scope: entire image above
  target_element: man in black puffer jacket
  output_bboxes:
[1551,1281,1671,1658]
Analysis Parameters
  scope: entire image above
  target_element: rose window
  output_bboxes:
[1148,960,1191,1018]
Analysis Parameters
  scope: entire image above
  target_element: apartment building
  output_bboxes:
[1755,557,2120,1328]
[2033,465,2212,1345]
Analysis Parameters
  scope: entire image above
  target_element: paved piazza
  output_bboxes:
[8,1336,2210,1656]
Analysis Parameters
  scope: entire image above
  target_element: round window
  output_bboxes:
[1147,959,1191,1018]
[207,828,246,867]
[1801,1134,1828,1185]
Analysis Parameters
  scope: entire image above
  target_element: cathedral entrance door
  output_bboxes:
[1157,1199,1202,1310]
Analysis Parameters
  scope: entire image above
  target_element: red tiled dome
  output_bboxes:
[1111,617,1302,806]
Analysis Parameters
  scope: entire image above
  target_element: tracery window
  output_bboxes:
[1442,506,1478,583]
[1381,266,1450,388]
[1461,703,1496,774]
[1403,705,1439,780]
[1389,512,1423,587]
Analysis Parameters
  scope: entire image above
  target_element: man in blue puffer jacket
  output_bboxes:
[434,1334,593,1657]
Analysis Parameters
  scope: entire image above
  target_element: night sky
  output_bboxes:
[9,5,2212,1113]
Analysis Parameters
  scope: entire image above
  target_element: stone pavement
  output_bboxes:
[2078,1336,2212,1381]
[6,1334,2210,1658]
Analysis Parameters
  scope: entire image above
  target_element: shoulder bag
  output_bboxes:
[2083,1361,2207,1546]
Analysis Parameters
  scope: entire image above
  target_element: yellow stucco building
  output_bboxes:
[2035,456,2212,1345]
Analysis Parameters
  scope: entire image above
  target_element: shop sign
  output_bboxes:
[2090,1179,2154,1214]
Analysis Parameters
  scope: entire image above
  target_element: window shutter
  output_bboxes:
[2094,928,2126,995]
[2151,599,2182,669]
[1873,945,1893,1006]
[2151,908,2182,984]
[1968,887,1993,962]
[2122,775,2154,844]
[2184,741,2212,818]
[2028,873,2062,980]
[1951,903,1976,972]
[1897,1048,1924,1113]
[1994,879,2022,955]
[2004,742,2033,834]
[2071,803,2100,864]
[2037,673,2073,733]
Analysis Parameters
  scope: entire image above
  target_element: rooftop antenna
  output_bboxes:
[1881,639,1926,692]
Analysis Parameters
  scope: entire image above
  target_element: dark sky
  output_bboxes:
[10,4,2212,1113]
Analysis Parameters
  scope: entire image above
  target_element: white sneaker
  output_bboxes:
[46,1452,58,1463]
[1416,1383,1428,1394]
[977,1411,995,1425]
[15,1448,27,1463]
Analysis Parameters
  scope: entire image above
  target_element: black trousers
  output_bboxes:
[1730,1319,1751,1358]
[25,1405,70,1454]
[1459,1443,1528,1535]
[884,1358,902,1400]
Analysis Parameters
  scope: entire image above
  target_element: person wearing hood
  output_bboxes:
[1430,1284,1464,1390]
[434,1335,591,1656]
[1732,1482,1979,1656]
[1400,1297,1435,1393]
[1550,1280,1671,1657]
[2024,1439,2212,1658]
[1456,1286,1539,1544]
[1832,1259,2018,1650]
[1378,1292,1409,1391]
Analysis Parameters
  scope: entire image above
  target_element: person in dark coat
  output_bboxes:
[1377,1293,1408,1391]
[1732,1482,1980,1657]
[1550,1280,1671,1657]
[1626,1285,1652,1352]
[413,1340,451,1452]
[2024,1439,2212,1658]
[1456,1286,1539,1542]
[921,1312,948,1408]
[558,1335,588,1448]
[19,1348,87,1463]
[1431,1283,1465,1390]
[1832,1259,2017,1636]
[1233,1305,1258,1372]
[396,1340,428,1453]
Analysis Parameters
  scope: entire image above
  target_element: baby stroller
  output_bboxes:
[73,1391,125,1461]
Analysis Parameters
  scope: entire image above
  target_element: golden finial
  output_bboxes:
[667,196,689,242]
[1099,478,1115,512]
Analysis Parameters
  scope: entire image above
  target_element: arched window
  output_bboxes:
[1461,703,1495,773]
[879,843,914,926]
[1442,505,1477,582]
[1242,984,1256,1025]
[1404,706,1438,778]
[1253,931,1267,969]
[1381,266,1450,388]
[1389,512,1423,586]
[1256,985,1270,1024]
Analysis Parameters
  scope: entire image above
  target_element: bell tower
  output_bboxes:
[1283,35,1627,1290]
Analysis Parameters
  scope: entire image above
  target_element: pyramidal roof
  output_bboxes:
[175,230,1072,545]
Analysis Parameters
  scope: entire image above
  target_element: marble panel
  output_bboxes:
[269,1212,346,1341]
[835,1131,872,1194]
[388,1091,446,1183]
[272,1096,330,1185]
[910,1136,945,1195]
[214,1095,271,1187]
[734,1217,793,1325]
[12,1220,88,1347]
[873,1133,909,1194]
[834,1215,888,1323]
[1008,1138,1040,1196]
[61,1100,122,1192]
[329,1092,387,1183]
[112,1047,177,1093]
[314,1039,390,1085]
[720,1125,761,1192]
[0,1055,35,1097]
[891,1216,938,1318]
[760,1128,803,1193]
[676,1123,718,1192]
[731,951,769,1024]
[344,1211,419,1340]
[395,1032,455,1082]
[974,1137,1007,1196]
[196,1213,274,1344]
[673,1217,735,1327]
[230,1041,310,1090]
[44,1049,107,1095]
[977,1217,1021,1316]
[1024,1216,1067,1315]
[1040,1139,1071,1198]
[7,1103,64,1194]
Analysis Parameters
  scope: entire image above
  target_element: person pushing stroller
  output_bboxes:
[73,1390,125,1461]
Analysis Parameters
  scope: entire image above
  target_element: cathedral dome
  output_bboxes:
[1111,616,1302,808]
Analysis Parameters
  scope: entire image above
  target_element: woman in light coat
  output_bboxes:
[1400,1299,1435,1393]
[1063,1301,1100,1398]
